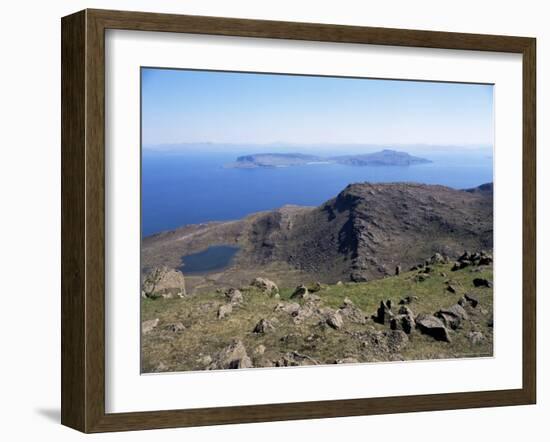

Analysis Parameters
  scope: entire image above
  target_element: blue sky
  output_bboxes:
[141,68,494,147]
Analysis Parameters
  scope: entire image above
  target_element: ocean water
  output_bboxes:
[142,150,493,237]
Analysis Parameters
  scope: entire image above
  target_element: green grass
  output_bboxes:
[141,262,493,373]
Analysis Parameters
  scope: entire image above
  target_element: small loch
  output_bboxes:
[179,245,240,274]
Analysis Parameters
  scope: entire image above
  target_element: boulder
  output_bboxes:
[390,314,415,334]
[208,340,253,370]
[339,300,367,324]
[142,318,159,334]
[250,277,279,296]
[374,300,394,325]
[253,318,275,334]
[473,278,492,288]
[217,303,233,319]
[399,295,418,305]
[435,304,469,330]
[446,284,458,294]
[451,260,470,271]
[309,282,326,292]
[415,314,451,342]
[225,288,243,304]
[326,311,344,329]
[464,293,479,308]
[291,304,315,324]
[429,252,447,264]
[414,274,430,282]
[142,267,186,299]
[274,302,300,315]
[290,284,309,299]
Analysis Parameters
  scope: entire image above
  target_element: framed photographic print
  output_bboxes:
[61,9,536,433]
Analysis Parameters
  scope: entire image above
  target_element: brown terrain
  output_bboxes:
[142,182,493,294]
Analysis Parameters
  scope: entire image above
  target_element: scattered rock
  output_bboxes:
[142,267,187,299]
[339,299,366,324]
[374,300,394,325]
[291,304,315,324]
[366,330,409,352]
[478,255,493,266]
[290,284,309,299]
[274,302,300,315]
[165,322,185,333]
[451,261,469,271]
[473,278,492,288]
[414,273,430,282]
[390,314,415,334]
[336,281,344,286]
[468,331,485,345]
[275,351,319,367]
[217,303,233,319]
[326,311,344,329]
[415,314,451,342]
[435,304,469,330]
[399,295,418,305]
[253,344,266,355]
[253,318,275,334]
[208,340,253,370]
[250,277,279,296]
[142,318,159,334]
[225,288,243,304]
[446,284,458,294]
[429,252,447,264]
[341,297,354,306]
[464,293,479,308]
[309,282,327,292]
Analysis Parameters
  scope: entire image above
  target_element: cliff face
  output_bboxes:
[142,182,493,289]
[240,182,493,282]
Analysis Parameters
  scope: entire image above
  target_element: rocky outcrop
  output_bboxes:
[208,340,253,370]
[142,267,186,299]
[250,277,279,296]
[217,303,233,319]
[473,278,493,288]
[253,318,275,334]
[225,288,243,304]
[435,304,469,330]
[290,284,309,299]
[374,300,394,325]
[142,318,159,334]
[326,311,344,329]
[415,314,451,342]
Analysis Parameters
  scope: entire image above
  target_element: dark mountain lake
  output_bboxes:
[178,245,240,274]
[142,149,493,236]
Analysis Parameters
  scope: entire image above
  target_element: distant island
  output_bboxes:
[224,149,432,169]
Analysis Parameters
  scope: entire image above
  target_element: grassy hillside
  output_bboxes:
[141,258,493,373]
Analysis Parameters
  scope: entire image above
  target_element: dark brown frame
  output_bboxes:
[61,8,536,433]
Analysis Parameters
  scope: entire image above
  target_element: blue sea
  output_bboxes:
[142,149,493,237]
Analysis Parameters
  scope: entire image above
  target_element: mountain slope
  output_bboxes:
[142,182,493,292]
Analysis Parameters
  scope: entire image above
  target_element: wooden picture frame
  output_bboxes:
[61,8,536,433]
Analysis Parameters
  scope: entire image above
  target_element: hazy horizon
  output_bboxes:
[141,68,494,147]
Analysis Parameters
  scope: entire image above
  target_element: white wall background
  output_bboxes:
[0,0,546,440]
